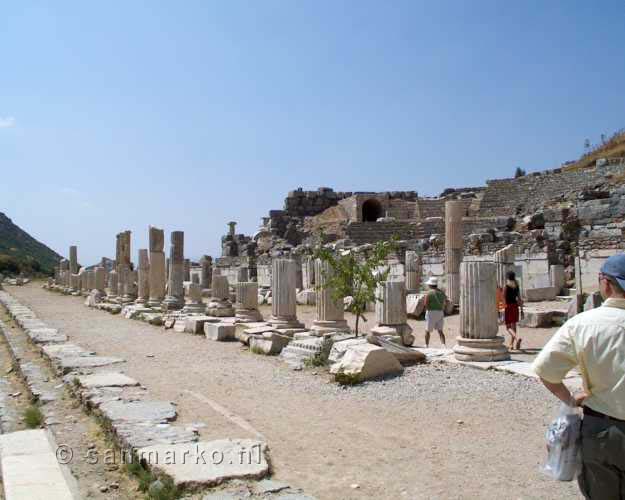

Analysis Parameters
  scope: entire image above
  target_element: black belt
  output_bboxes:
[584,406,625,423]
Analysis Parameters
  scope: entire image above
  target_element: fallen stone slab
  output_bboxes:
[493,361,538,379]
[249,333,291,355]
[327,337,367,364]
[138,439,269,488]
[25,327,68,344]
[330,343,403,383]
[100,400,177,424]
[74,372,140,389]
[114,422,198,449]
[0,429,80,499]
[56,355,125,374]
[280,337,326,369]
[368,336,426,365]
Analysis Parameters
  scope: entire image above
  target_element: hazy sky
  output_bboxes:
[2,1,624,265]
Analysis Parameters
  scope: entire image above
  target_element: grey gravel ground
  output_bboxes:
[9,284,581,500]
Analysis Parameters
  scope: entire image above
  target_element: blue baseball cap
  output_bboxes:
[600,254,625,290]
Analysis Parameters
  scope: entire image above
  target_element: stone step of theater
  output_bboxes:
[478,163,625,217]
[346,221,416,244]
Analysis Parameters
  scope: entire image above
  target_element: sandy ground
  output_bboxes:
[9,283,581,500]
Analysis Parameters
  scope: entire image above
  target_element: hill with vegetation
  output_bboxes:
[0,212,61,275]
[566,129,625,171]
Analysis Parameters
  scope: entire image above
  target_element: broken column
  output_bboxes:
[107,270,119,300]
[59,259,69,288]
[234,282,262,322]
[184,259,191,282]
[550,264,565,293]
[494,244,515,289]
[199,255,212,291]
[207,272,234,317]
[147,226,166,308]
[182,283,206,314]
[405,251,422,294]
[370,281,414,346]
[297,255,316,305]
[116,231,135,303]
[162,231,185,310]
[95,267,106,293]
[136,249,150,305]
[311,258,349,334]
[269,259,304,329]
[68,246,78,291]
[453,261,509,362]
[445,200,464,305]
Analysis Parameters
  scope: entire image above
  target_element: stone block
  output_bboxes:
[205,323,235,341]
[524,286,559,302]
[296,289,316,305]
[330,343,403,382]
[249,333,291,355]
[184,316,219,334]
[519,310,553,328]
[138,439,268,488]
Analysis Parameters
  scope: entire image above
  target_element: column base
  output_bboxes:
[269,316,304,329]
[310,319,350,335]
[182,303,207,314]
[370,324,414,347]
[235,308,263,322]
[162,296,184,311]
[453,336,510,362]
[146,298,163,308]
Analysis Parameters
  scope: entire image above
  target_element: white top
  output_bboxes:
[533,297,625,420]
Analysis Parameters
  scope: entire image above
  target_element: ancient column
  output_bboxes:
[311,258,349,334]
[162,231,185,310]
[59,259,69,288]
[234,282,262,322]
[184,259,191,282]
[69,246,78,275]
[405,250,422,294]
[136,249,150,305]
[453,261,509,362]
[108,269,119,300]
[200,255,212,290]
[494,244,515,289]
[550,264,565,292]
[301,256,315,290]
[237,267,249,282]
[95,267,106,293]
[182,283,206,314]
[445,201,464,305]
[147,226,166,308]
[370,281,414,346]
[207,274,234,316]
[228,221,236,237]
[269,259,304,329]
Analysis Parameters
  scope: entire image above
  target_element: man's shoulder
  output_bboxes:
[566,304,625,327]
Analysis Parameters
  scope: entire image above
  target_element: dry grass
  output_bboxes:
[565,129,625,171]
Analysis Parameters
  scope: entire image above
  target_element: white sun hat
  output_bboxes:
[426,276,439,286]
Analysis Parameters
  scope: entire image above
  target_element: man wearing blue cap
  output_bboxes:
[533,253,625,498]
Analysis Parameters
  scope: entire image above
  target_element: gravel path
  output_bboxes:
[9,284,580,500]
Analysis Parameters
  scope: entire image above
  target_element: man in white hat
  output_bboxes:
[424,276,446,347]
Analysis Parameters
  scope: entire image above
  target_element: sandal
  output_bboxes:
[515,338,522,350]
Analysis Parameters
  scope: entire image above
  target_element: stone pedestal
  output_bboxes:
[269,259,304,329]
[207,275,234,317]
[148,227,166,308]
[405,251,422,294]
[494,244,515,289]
[162,231,185,310]
[311,259,349,334]
[235,282,262,322]
[445,201,464,305]
[453,261,509,362]
[136,249,150,305]
[370,281,413,346]
[182,283,206,314]
[237,267,249,282]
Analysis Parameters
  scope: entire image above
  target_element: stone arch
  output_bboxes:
[362,199,383,222]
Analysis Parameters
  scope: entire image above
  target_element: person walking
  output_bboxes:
[424,277,446,348]
[504,271,524,350]
[533,253,625,499]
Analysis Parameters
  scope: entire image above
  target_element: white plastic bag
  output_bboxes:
[542,402,582,481]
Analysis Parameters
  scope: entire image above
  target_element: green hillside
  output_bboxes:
[0,212,62,275]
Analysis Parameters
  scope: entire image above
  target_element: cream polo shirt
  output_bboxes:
[532,297,625,420]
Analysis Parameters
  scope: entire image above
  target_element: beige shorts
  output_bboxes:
[425,310,444,331]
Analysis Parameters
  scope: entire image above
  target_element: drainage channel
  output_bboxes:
[0,307,138,499]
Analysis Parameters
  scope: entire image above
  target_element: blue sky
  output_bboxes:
[2,1,624,265]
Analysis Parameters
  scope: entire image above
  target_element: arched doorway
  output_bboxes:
[362,199,383,222]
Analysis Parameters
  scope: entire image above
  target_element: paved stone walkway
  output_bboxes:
[8,284,581,500]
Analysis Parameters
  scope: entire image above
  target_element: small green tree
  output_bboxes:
[314,238,397,336]
[514,167,526,178]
